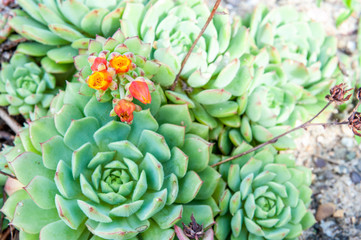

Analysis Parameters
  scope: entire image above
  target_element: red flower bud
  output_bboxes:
[114,99,136,124]
[129,81,151,104]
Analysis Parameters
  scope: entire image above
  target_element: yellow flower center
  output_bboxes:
[110,55,132,74]
[88,71,111,90]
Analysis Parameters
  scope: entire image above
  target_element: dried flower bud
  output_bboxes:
[348,112,361,137]
[326,83,353,104]
[356,88,361,101]
[181,214,204,240]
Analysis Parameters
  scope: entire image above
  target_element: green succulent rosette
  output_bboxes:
[244,5,344,124]
[1,82,219,239]
[213,149,315,240]
[117,0,234,86]
[0,53,59,120]
[169,5,346,155]
[9,0,147,73]
[111,1,345,153]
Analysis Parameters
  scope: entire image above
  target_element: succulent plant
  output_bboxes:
[90,1,344,154]
[244,5,344,121]
[0,53,59,120]
[117,0,230,86]
[9,0,144,73]
[74,29,175,121]
[1,82,220,239]
[0,1,322,239]
[136,3,346,154]
[213,149,315,240]
[209,5,347,153]
[0,152,10,231]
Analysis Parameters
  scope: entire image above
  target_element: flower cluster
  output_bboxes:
[86,53,152,124]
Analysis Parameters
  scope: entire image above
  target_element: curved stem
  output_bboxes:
[211,101,334,168]
[170,0,222,91]
[0,108,21,134]
[0,170,16,179]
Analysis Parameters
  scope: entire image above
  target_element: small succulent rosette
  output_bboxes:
[247,5,347,121]
[212,149,315,240]
[1,82,219,239]
[74,29,175,124]
[0,53,58,120]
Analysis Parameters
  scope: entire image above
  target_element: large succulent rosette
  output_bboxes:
[0,53,58,119]
[1,82,219,239]
[213,149,315,240]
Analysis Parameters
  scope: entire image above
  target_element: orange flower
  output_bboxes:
[87,70,112,91]
[129,81,152,104]
[91,57,107,71]
[109,55,132,74]
[114,99,136,124]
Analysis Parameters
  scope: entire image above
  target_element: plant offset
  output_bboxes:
[0,0,355,240]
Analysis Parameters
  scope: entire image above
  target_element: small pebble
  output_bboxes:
[334,148,347,159]
[324,170,334,180]
[346,151,356,161]
[316,203,336,221]
[333,209,344,218]
[334,165,349,175]
[350,171,361,184]
[320,220,337,238]
[346,41,356,52]
[315,158,326,168]
[341,137,354,149]
[355,159,361,172]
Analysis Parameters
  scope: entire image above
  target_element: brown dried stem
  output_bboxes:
[0,170,15,179]
[211,101,336,167]
[0,108,21,134]
[0,227,10,240]
[170,0,222,91]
